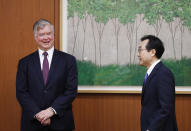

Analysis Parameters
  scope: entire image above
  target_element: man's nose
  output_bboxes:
[43,35,49,39]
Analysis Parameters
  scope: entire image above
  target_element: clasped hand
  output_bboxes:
[35,107,54,126]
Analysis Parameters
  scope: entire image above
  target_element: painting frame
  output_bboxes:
[59,0,191,94]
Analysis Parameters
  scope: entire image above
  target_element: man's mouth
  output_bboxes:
[43,41,50,44]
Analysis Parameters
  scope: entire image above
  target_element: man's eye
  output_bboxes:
[39,34,44,36]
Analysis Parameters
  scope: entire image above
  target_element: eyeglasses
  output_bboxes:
[138,48,147,53]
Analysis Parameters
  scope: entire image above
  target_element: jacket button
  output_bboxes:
[44,90,47,93]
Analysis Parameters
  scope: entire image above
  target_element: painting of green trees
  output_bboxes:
[67,0,191,86]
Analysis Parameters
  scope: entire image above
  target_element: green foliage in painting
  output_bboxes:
[78,59,191,86]
[69,0,191,86]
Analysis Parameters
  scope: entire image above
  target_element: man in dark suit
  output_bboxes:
[137,35,178,131]
[16,19,78,131]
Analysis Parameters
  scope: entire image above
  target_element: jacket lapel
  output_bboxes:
[141,62,162,103]
[45,49,60,87]
[146,62,162,85]
[32,50,44,86]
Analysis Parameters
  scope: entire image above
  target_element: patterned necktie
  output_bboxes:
[43,52,49,84]
[144,72,148,84]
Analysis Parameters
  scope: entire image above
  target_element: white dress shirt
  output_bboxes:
[146,59,161,76]
[38,46,54,70]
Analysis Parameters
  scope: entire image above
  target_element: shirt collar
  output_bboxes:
[147,59,160,76]
[38,46,54,57]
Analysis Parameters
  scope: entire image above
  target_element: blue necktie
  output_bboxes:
[144,72,148,84]
[43,52,49,84]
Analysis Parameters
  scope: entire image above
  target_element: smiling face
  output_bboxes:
[34,24,54,51]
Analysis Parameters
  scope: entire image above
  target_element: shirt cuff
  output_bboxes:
[50,107,57,115]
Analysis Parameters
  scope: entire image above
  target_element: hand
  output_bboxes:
[41,118,51,126]
[35,107,54,123]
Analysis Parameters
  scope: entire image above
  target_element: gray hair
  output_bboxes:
[33,19,54,36]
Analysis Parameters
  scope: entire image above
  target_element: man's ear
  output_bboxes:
[150,49,156,57]
[34,34,37,41]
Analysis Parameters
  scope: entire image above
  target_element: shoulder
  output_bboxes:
[158,62,174,77]
[18,51,37,64]
[55,50,76,61]
[156,62,175,91]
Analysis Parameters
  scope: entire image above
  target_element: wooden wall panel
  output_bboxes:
[73,94,191,131]
[0,0,59,130]
[73,94,141,131]
[176,95,191,131]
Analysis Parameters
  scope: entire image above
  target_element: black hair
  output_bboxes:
[141,35,165,59]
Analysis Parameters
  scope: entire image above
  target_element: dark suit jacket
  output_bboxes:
[16,49,78,131]
[141,62,178,131]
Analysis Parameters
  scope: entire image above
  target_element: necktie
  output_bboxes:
[43,52,49,84]
[144,72,148,84]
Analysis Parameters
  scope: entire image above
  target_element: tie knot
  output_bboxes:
[43,52,48,56]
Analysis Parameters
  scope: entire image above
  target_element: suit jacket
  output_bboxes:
[16,49,78,131]
[141,62,178,131]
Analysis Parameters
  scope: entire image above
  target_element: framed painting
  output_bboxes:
[60,0,191,94]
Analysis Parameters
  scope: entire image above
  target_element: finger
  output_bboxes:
[41,117,48,124]
[36,115,46,122]
[41,119,50,126]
